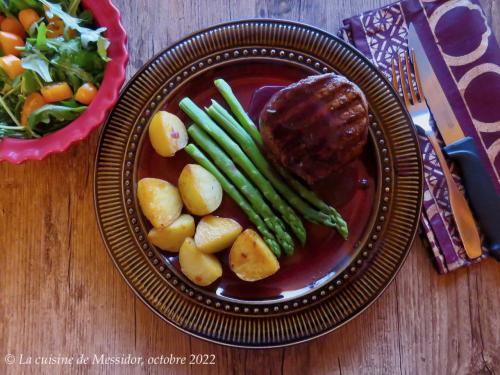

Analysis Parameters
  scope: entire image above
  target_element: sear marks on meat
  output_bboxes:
[259,73,369,185]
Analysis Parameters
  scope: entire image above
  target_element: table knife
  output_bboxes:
[408,24,500,260]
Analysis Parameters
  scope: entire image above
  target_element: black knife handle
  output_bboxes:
[444,136,500,261]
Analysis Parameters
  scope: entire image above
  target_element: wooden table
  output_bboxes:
[1,1,499,374]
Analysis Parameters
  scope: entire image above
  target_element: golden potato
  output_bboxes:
[195,215,242,253]
[137,178,183,229]
[229,229,280,282]
[149,111,188,157]
[148,214,195,252]
[178,164,223,216]
[179,237,222,286]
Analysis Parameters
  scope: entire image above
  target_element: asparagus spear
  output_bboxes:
[275,164,348,235]
[185,144,282,257]
[179,97,306,245]
[208,100,349,238]
[188,124,295,255]
[214,78,263,148]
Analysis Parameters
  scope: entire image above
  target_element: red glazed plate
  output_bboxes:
[95,20,423,347]
[0,0,128,164]
[137,61,378,302]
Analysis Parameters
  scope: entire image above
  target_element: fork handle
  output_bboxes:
[426,133,483,259]
[444,137,500,261]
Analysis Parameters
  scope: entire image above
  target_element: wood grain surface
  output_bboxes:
[1,1,499,374]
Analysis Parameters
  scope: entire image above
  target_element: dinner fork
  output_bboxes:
[391,51,482,259]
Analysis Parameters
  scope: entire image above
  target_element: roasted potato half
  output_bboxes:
[137,178,183,229]
[149,111,188,157]
[195,215,242,253]
[148,214,195,252]
[178,164,223,216]
[179,237,222,286]
[229,229,280,282]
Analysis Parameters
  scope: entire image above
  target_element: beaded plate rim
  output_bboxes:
[94,19,423,348]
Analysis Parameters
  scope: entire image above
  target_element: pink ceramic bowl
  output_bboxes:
[0,0,128,164]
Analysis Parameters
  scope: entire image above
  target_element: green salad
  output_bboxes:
[0,0,110,139]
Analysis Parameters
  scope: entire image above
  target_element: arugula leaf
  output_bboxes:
[55,37,80,55]
[49,37,102,80]
[22,53,53,82]
[50,38,104,72]
[45,36,71,52]
[28,104,86,130]
[41,0,81,30]
[73,50,104,73]
[36,23,47,50]
[20,70,42,95]
[51,55,93,83]
[40,0,110,61]
[97,37,111,62]
[78,26,105,46]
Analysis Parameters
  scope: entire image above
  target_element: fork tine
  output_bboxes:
[391,60,398,92]
[411,49,425,101]
[397,54,410,107]
[405,50,418,103]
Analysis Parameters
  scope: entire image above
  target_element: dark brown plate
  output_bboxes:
[95,19,423,347]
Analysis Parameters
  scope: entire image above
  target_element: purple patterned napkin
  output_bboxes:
[340,0,500,273]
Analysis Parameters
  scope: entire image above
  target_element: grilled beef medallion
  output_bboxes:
[259,73,369,184]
